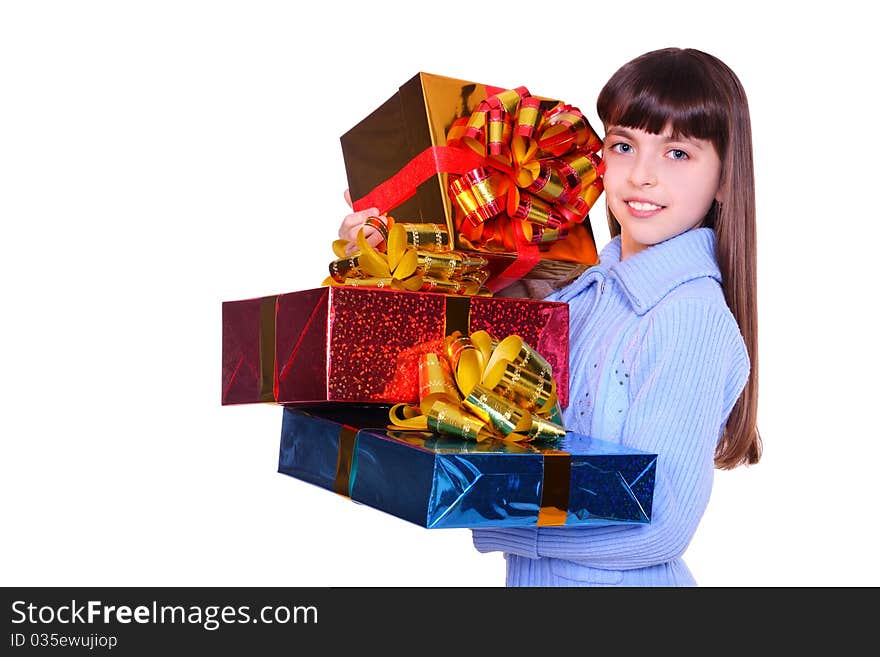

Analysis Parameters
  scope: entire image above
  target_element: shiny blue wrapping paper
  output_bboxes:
[278,405,656,529]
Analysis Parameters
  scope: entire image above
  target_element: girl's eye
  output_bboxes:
[610,142,632,154]
[668,149,689,160]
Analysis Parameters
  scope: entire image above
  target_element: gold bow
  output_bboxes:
[323,221,490,296]
[388,330,565,443]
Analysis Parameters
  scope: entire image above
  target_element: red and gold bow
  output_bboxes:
[445,87,604,253]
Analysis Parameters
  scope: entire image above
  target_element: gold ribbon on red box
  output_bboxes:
[446,87,604,254]
[387,329,566,443]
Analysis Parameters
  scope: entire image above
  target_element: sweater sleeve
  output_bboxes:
[493,262,590,300]
[472,297,750,568]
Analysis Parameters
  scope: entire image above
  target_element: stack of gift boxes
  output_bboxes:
[221,72,657,529]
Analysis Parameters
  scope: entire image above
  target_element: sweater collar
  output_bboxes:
[553,227,721,314]
[606,227,721,314]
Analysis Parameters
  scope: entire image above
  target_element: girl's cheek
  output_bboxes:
[602,162,625,190]
[601,156,619,177]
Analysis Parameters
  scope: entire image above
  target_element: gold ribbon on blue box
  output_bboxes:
[278,405,657,529]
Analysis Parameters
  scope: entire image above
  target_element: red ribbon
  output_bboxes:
[351,146,484,214]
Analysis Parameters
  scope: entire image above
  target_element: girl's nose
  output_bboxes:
[629,156,657,187]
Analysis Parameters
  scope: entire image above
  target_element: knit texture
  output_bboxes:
[474,228,750,586]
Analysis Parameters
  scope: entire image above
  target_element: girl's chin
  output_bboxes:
[620,226,675,248]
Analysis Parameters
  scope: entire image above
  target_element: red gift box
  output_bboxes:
[222,287,569,408]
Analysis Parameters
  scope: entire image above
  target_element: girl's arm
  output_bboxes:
[472,296,750,569]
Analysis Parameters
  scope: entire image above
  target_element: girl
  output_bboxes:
[339,47,761,587]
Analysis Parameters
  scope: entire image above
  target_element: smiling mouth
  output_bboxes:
[626,200,665,212]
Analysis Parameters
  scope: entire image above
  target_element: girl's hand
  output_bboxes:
[340,189,388,255]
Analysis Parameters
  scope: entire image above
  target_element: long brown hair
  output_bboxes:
[596,48,761,469]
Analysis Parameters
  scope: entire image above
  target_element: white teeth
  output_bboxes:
[628,201,662,211]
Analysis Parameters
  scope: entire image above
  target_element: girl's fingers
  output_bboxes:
[338,208,379,240]
[338,189,391,257]
[338,208,385,242]
[338,213,361,239]
[344,224,385,255]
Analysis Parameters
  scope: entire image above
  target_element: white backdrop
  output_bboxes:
[2,1,878,587]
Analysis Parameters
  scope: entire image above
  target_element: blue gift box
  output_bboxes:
[278,405,657,529]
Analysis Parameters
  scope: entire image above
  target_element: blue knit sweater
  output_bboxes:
[472,227,750,586]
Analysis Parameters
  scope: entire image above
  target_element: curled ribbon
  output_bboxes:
[387,330,566,443]
[323,219,491,296]
[445,88,604,253]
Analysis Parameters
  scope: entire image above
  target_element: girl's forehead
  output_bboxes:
[604,123,703,142]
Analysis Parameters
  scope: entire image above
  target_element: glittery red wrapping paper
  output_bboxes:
[221,287,569,408]
[222,296,264,405]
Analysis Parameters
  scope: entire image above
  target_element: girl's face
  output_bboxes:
[602,124,722,259]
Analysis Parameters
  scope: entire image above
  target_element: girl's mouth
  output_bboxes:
[625,200,665,218]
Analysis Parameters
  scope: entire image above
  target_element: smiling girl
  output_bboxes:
[471,47,761,586]
[339,47,761,587]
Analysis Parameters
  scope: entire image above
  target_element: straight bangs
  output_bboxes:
[597,49,730,158]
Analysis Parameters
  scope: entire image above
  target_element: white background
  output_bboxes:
[2,1,878,587]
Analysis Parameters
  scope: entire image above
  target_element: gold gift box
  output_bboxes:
[340,72,601,291]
